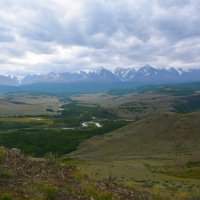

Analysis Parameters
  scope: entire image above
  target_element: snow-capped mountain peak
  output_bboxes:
[1,65,200,86]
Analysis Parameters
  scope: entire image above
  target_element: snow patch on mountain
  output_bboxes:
[0,65,200,86]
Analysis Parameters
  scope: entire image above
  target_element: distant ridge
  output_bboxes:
[0,75,19,86]
[1,65,200,86]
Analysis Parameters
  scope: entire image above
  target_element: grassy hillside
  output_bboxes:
[70,112,200,199]
[71,112,200,159]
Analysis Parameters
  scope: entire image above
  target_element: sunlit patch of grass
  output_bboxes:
[162,167,200,179]
[71,168,119,199]
[80,183,119,200]
[73,170,89,182]
[58,157,91,167]
[0,167,12,186]
[124,183,192,200]
[0,117,53,125]
[33,183,58,200]
[149,186,194,200]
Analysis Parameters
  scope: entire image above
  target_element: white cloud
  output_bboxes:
[0,0,200,75]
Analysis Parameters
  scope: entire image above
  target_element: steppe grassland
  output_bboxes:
[0,94,62,116]
[69,112,200,199]
[72,92,176,118]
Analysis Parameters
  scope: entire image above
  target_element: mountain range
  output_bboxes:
[1,65,200,86]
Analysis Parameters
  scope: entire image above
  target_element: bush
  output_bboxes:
[0,168,12,179]
[44,152,57,163]
[74,170,88,182]
[0,193,13,200]
[39,183,58,200]
[0,148,7,160]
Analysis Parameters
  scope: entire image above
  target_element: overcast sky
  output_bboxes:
[0,0,200,75]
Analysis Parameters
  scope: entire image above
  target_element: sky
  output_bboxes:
[0,0,200,75]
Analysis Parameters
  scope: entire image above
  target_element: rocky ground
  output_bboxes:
[0,147,152,200]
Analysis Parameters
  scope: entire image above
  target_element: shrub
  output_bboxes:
[81,183,117,200]
[0,193,13,200]
[0,148,7,160]
[44,152,57,163]
[74,170,88,182]
[38,183,58,200]
[0,167,12,182]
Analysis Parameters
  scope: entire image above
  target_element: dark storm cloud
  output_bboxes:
[0,0,200,75]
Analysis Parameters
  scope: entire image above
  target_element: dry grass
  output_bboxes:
[0,94,61,117]
[69,112,200,199]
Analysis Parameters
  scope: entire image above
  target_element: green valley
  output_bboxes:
[0,82,200,199]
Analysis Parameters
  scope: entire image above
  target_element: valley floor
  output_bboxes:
[0,85,200,200]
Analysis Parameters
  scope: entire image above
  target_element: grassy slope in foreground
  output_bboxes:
[71,112,200,160]
[0,147,152,200]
